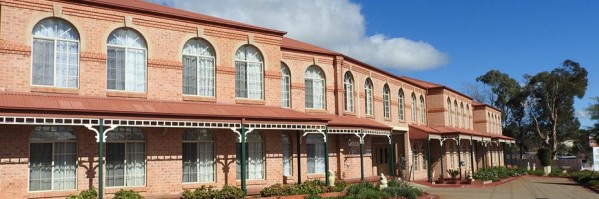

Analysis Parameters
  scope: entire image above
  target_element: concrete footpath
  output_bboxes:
[421,176,598,199]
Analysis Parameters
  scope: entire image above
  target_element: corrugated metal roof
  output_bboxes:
[0,92,328,123]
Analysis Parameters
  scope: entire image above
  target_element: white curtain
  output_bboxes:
[126,143,145,186]
[183,39,215,96]
[106,127,145,187]
[32,18,79,88]
[282,134,292,176]
[398,91,405,120]
[107,28,146,92]
[344,73,353,112]
[281,64,291,108]
[198,141,214,182]
[247,62,263,99]
[198,57,215,97]
[305,66,325,109]
[29,127,76,191]
[235,45,263,99]
[307,134,325,174]
[365,81,373,115]
[52,142,76,190]
[384,86,390,118]
[236,132,264,180]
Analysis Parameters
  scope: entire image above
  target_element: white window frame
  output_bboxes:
[31,18,80,88]
[447,98,452,126]
[344,72,354,112]
[398,89,405,121]
[236,132,264,180]
[412,144,419,171]
[282,134,293,176]
[419,96,426,124]
[105,127,146,188]
[106,28,147,92]
[235,45,264,99]
[182,129,215,183]
[182,38,215,97]
[454,101,459,127]
[281,63,291,108]
[306,134,325,174]
[28,126,77,192]
[411,93,417,123]
[365,79,374,116]
[383,85,391,119]
[304,65,326,109]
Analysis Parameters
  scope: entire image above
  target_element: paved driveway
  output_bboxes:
[422,176,598,199]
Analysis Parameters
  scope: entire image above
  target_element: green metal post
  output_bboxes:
[296,131,302,184]
[98,119,104,199]
[426,138,432,182]
[359,131,365,181]
[324,126,330,185]
[240,125,247,195]
[469,138,474,174]
[388,135,394,176]
[440,141,444,179]
[457,138,462,178]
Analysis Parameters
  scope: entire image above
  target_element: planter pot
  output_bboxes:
[543,166,551,176]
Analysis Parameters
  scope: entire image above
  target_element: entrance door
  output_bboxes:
[374,144,389,175]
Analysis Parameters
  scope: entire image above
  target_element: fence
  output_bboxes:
[508,156,582,170]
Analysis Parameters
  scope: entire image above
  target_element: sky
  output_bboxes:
[149,0,598,128]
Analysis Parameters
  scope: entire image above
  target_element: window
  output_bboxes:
[398,89,405,121]
[447,98,452,126]
[282,134,292,176]
[107,28,147,92]
[307,134,326,174]
[460,103,464,128]
[488,113,491,132]
[420,144,426,170]
[411,93,417,123]
[32,18,79,88]
[365,79,373,115]
[412,143,419,171]
[281,63,291,108]
[465,105,470,128]
[29,126,76,191]
[235,45,263,99]
[182,129,214,183]
[344,72,354,112]
[182,38,215,96]
[236,132,264,180]
[449,142,456,169]
[105,127,145,187]
[462,143,469,169]
[383,84,391,118]
[454,101,458,126]
[419,96,425,124]
[305,65,325,109]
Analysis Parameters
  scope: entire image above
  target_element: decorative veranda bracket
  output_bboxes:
[230,127,255,143]
[353,133,366,144]
[301,130,326,142]
[85,124,119,143]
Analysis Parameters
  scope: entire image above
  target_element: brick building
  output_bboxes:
[0,0,514,198]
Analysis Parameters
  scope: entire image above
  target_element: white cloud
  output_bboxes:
[576,109,590,119]
[148,0,448,71]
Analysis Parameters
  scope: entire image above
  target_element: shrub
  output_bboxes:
[260,183,297,197]
[446,169,460,179]
[215,185,244,199]
[536,148,552,166]
[387,178,401,188]
[66,187,98,199]
[382,186,423,199]
[331,179,347,192]
[346,188,389,199]
[113,189,143,199]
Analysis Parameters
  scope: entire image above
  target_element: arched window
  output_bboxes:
[29,126,76,191]
[344,72,354,112]
[412,143,419,171]
[465,105,470,128]
[106,127,145,187]
[454,100,459,126]
[282,134,292,176]
[383,84,391,119]
[32,18,80,88]
[419,95,426,124]
[107,28,147,92]
[237,131,264,180]
[447,98,452,126]
[281,63,291,108]
[398,89,405,121]
[411,93,417,123]
[449,142,456,169]
[182,38,215,96]
[364,79,374,115]
[488,113,491,132]
[235,45,263,99]
[460,103,464,128]
[182,129,214,183]
[305,65,325,109]
[307,134,325,174]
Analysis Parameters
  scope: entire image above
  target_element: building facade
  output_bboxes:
[0,0,514,198]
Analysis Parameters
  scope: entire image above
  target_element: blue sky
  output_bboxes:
[152,0,598,128]
[353,0,599,128]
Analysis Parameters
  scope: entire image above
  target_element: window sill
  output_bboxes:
[384,118,392,122]
[31,86,79,95]
[182,182,218,190]
[27,190,79,198]
[366,115,375,119]
[106,90,147,99]
[183,95,217,103]
[236,179,267,186]
[343,111,355,116]
[305,109,327,113]
[235,98,266,105]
